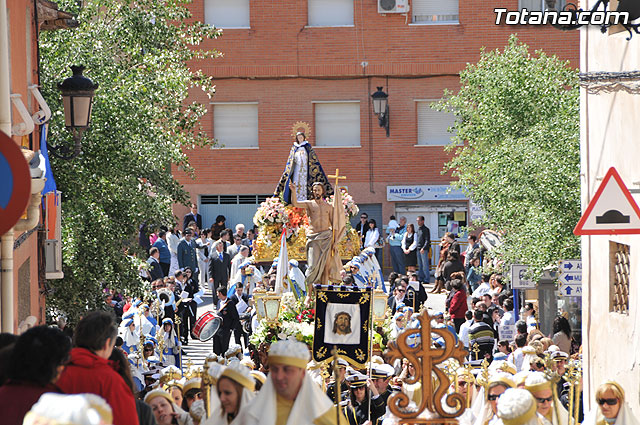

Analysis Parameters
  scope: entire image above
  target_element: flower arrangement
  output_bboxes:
[254,197,287,227]
[296,308,315,324]
[327,187,359,219]
[249,293,315,347]
[254,198,309,239]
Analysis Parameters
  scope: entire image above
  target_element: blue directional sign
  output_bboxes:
[558,273,582,285]
[559,284,582,297]
[558,260,582,273]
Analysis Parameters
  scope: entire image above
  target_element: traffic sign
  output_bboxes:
[511,264,536,289]
[558,260,581,273]
[0,131,31,236]
[574,167,640,235]
[559,284,582,297]
[558,273,582,285]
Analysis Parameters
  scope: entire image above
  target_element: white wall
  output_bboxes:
[580,7,640,414]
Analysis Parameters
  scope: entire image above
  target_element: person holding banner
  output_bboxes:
[346,373,386,425]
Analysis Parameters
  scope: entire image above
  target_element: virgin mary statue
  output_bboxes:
[274,130,333,204]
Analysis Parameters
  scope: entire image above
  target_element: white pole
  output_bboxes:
[0,0,16,333]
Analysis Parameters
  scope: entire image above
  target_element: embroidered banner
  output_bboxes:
[312,286,372,368]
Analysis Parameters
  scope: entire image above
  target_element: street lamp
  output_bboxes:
[372,288,388,325]
[49,65,98,160]
[371,86,389,137]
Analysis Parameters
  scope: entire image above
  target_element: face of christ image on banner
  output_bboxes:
[324,302,361,345]
[333,312,351,335]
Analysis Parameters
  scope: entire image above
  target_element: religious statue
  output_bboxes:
[289,177,345,294]
[275,125,333,204]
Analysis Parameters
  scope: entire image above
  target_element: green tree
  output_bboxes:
[39,0,219,322]
[435,35,580,277]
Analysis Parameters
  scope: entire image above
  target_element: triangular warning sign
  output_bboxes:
[574,167,640,235]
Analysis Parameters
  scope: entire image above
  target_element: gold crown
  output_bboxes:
[291,121,311,139]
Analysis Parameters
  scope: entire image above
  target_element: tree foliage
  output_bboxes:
[39,0,220,322]
[434,35,580,277]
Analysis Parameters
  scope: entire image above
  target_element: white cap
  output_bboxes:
[268,340,311,369]
[497,388,537,425]
[208,362,226,380]
[24,393,110,425]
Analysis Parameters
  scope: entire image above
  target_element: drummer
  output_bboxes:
[213,286,240,356]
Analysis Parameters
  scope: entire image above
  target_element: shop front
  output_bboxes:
[387,184,473,274]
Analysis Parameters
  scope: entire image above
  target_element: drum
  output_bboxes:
[192,311,222,342]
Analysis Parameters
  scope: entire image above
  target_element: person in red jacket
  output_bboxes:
[0,326,71,425]
[56,311,140,425]
[448,278,469,333]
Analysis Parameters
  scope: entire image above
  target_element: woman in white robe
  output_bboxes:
[582,381,639,425]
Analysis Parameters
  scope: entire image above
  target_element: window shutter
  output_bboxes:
[205,0,250,28]
[412,0,459,23]
[308,0,354,26]
[519,0,544,12]
[315,102,360,147]
[213,104,259,148]
[417,101,456,146]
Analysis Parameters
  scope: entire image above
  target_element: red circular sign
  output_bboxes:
[0,131,31,236]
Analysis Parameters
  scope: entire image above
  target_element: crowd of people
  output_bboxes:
[0,205,636,425]
[0,311,637,425]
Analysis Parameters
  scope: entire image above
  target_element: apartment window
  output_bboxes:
[204,0,250,28]
[610,242,630,314]
[519,0,565,11]
[412,0,458,24]
[416,101,456,146]
[314,102,360,147]
[212,103,258,148]
[308,0,354,26]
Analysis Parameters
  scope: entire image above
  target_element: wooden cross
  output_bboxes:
[328,168,347,189]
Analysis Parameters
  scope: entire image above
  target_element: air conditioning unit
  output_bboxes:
[45,239,64,279]
[45,190,64,280]
[378,0,409,14]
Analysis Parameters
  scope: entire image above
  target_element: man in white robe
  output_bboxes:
[242,340,346,425]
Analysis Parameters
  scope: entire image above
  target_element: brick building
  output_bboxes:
[0,0,74,332]
[176,0,579,259]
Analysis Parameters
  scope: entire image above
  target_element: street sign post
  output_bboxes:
[511,264,536,289]
[558,260,582,273]
[558,284,582,297]
[0,131,31,236]
[558,273,582,285]
[558,259,582,297]
[574,167,640,235]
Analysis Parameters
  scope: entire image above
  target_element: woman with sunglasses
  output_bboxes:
[583,381,639,425]
[524,372,569,425]
[472,373,515,425]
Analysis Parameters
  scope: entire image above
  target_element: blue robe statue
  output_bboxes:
[274,133,333,204]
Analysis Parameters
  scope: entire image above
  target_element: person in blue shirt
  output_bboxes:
[466,256,483,292]
[152,230,171,277]
[387,216,407,274]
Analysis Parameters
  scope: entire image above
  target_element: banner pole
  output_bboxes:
[368,287,374,423]
[332,346,341,425]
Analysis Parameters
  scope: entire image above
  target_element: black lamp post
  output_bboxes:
[49,65,98,160]
[371,86,389,137]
